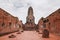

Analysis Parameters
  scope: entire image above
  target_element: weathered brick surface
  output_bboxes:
[0,8,22,35]
[38,8,60,35]
[46,9,60,34]
[38,17,44,33]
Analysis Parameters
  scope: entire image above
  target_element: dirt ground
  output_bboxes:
[0,31,60,40]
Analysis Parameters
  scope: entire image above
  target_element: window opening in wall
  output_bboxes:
[49,22,50,25]
[2,23,5,27]
[30,20,31,22]
[43,20,47,23]
[9,22,12,26]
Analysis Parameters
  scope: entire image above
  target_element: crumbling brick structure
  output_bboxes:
[0,8,21,35]
[38,8,60,35]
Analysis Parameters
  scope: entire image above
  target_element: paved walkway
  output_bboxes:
[0,31,60,40]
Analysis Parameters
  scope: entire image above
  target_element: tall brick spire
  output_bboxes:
[26,6,35,23]
[28,6,33,16]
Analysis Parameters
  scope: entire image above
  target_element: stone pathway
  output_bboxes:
[0,31,60,40]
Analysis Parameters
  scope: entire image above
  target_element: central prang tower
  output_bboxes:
[25,6,35,30]
[26,7,35,24]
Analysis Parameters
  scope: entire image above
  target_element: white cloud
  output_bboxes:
[0,0,60,24]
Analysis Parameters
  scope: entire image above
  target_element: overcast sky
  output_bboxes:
[0,0,60,24]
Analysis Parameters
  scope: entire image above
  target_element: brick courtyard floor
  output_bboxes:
[0,31,60,40]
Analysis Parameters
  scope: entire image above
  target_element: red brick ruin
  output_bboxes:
[0,8,23,36]
[0,7,60,39]
[38,8,60,35]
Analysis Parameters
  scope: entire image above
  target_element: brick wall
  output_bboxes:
[0,8,21,34]
[38,8,60,34]
[46,9,60,34]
